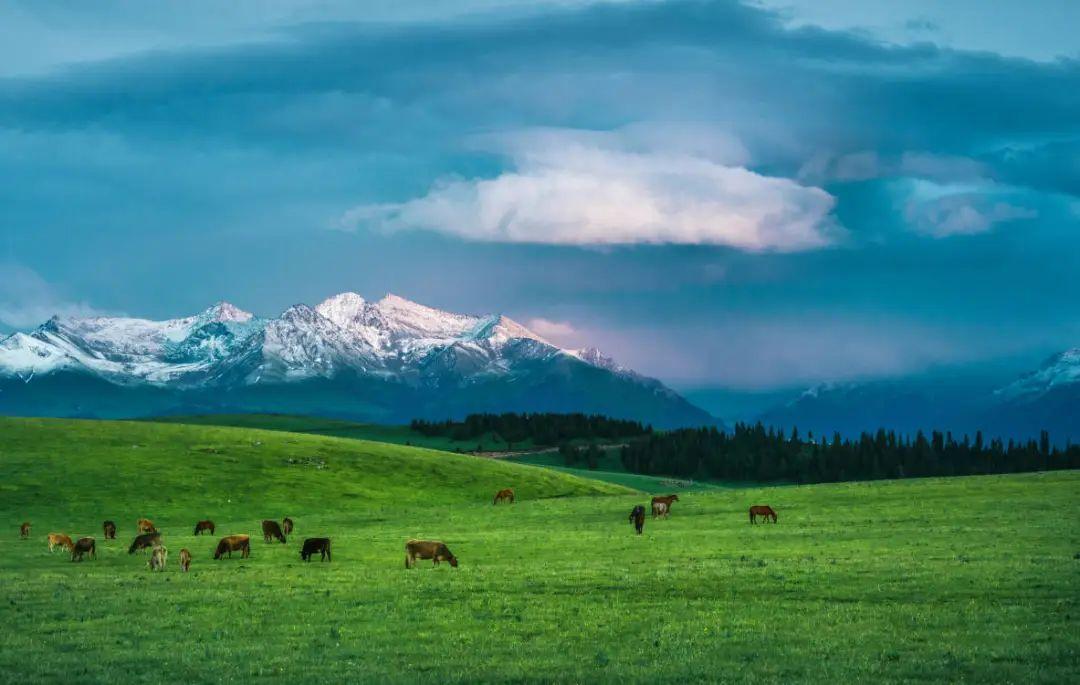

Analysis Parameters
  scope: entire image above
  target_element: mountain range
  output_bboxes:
[0,293,715,427]
[757,349,1080,444]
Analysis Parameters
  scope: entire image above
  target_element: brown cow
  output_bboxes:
[20,522,31,539]
[102,520,117,539]
[282,517,294,536]
[749,505,778,524]
[47,533,74,552]
[214,535,250,560]
[261,520,286,544]
[651,494,679,518]
[71,537,96,562]
[193,520,215,536]
[179,548,192,572]
[493,488,515,505]
[136,518,156,534]
[300,538,331,562]
[405,539,458,568]
[128,532,162,554]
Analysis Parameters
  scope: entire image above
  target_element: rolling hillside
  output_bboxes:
[0,418,1076,683]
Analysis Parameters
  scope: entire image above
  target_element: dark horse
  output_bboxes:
[628,505,645,535]
[300,538,331,562]
[194,520,215,536]
[749,505,778,524]
[102,520,117,539]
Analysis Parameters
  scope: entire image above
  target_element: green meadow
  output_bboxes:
[0,417,1077,683]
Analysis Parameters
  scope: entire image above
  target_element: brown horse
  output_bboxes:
[128,532,162,554]
[282,517,294,536]
[493,488,515,505]
[48,533,74,552]
[179,548,192,572]
[102,520,117,539]
[629,505,645,535]
[749,505,778,524]
[71,537,96,562]
[651,494,678,518]
[20,522,31,539]
[193,520,215,536]
[136,518,156,534]
[214,535,250,560]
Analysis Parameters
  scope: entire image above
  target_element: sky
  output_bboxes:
[0,0,1078,391]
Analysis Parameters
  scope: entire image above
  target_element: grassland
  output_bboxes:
[0,417,1077,683]
[146,413,543,452]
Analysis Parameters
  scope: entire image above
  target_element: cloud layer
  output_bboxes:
[343,129,839,251]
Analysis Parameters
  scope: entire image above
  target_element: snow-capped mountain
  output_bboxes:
[0,293,716,427]
[995,348,1080,402]
[756,351,1080,444]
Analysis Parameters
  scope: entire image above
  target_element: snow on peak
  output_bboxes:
[997,346,1080,400]
[204,301,253,323]
[314,292,367,327]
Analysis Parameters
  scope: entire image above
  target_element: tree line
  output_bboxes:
[410,413,651,449]
[619,422,1080,484]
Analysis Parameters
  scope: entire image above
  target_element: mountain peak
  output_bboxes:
[204,301,253,323]
[315,292,367,326]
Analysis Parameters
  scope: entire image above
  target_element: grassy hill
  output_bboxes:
[0,418,1077,683]
[147,413,545,452]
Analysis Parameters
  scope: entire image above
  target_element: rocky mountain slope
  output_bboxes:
[0,293,715,428]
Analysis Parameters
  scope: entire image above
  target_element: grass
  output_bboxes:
[147,413,544,452]
[1,417,1078,683]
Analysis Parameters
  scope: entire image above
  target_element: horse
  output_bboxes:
[214,535,250,560]
[193,520,215,536]
[102,520,117,539]
[300,538,331,562]
[179,548,192,572]
[629,505,645,535]
[128,532,162,554]
[19,522,31,539]
[493,488,515,505]
[136,518,156,534]
[405,540,458,568]
[47,533,74,553]
[148,544,168,571]
[749,505,778,524]
[71,537,96,562]
[651,494,678,518]
[282,517,294,536]
[261,520,286,544]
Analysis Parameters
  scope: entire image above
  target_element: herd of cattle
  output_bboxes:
[17,487,778,570]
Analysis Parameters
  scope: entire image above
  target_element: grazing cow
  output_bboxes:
[20,522,31,539]
[71,537,96,562]
[179,548,192,572]
[213,535,251,560]
[148,544,168,571]
[749,505,778,524]
[102,520,117,539]
[136,518,156,534]
[405,539,458,569]
[282,517,294,536]
[493,488,515,505]
[128,532,162,554]
[651,494,679,518]
[193,520,215,536]
[300,538,332,562]
[629,505,646,535]
[47,533,74,553]
[261,520,286,544]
